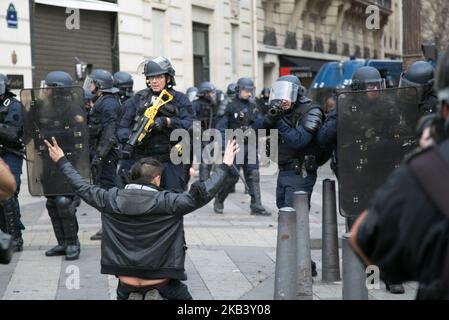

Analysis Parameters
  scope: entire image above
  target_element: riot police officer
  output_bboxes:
[0,73,25,252]
[351,47,449,299]
[399,61,437,114]
[226,83,237,102]
[117,56,195,192]
[113,71,134,106]
[113,72,135,190]
[193,81,219,182]
[84,69,121,241]
[38,71,85,260]
[214,77,270,216]
[262,75,324,209]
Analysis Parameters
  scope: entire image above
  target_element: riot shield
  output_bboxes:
[308,88,336,111]
[337,87,420,218]
[20,86,90,196]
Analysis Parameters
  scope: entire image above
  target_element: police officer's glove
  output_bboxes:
[151,117,168,131]
[303,107,324,134]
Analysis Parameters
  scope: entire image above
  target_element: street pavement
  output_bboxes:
[0,162,418,300]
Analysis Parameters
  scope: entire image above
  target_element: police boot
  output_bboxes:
[213,175,239,214]
[213,199,224,214]
[45,198,66,257]
[385,282,405,294]
[0,198,23,252]
[248,170,271,216]
[56,197,80,261]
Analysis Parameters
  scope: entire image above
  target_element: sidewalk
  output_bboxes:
[0,163,416,300]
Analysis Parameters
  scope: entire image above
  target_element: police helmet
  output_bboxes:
[113,72,134,89]
[260,87,271,98]
[227,83,237,98]
[351,66,385,91]
[399,61,435,88]
[84,69,119,94]
[143,56,176,87]
[198,81,217,96]
[236,77,254,93]
[269,75,301,104]
[44,71,73,87]
[0,74,11,96]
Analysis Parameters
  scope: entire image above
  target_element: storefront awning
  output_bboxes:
[34,0,120,12]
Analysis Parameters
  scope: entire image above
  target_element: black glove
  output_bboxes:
[303,107,324,134]
[151,117,168,131]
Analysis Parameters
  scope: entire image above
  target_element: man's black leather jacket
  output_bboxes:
[56,157,230,280]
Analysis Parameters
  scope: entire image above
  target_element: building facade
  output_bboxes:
[0,0,403,94]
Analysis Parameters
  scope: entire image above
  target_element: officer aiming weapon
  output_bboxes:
[127,89,174,147]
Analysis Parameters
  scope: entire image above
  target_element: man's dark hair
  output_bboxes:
[130,158,162,185]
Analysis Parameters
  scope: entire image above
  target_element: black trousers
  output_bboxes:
[116,279,193,300]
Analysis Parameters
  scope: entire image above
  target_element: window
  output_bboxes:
[152,9,165,57]
[192,23,210,86]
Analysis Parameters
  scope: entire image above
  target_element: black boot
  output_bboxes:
[45,198,67,257]
[56,197,80,261]
[213,199,224,214]
[386,282,405,294]
[0,198,23,252]
[248,170,271,216]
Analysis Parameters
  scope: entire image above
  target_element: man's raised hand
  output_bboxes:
[44,137,65,163]
[223,139,240,167]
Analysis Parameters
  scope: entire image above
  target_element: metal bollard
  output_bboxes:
[342,232,368,300]
[322,179,341,282]
[274,207,298,300]
[293,191,313,300]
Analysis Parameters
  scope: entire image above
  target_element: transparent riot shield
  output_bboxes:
[337,87,420,218]
[21,86,90,196]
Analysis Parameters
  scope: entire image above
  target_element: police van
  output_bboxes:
[308,59,403,109]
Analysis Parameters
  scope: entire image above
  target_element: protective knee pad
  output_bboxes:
[55,196,76,218]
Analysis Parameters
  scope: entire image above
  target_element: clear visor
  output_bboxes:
[137,59,148,75]
[83,76,95,92]
[364,79,386,91]
[187,91,198,102]
[269,81,300,104]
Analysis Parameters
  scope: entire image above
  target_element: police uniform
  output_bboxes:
[89,93,120,189]
[117,88,195,191]
[214,95,268,215]
[192,95,218,181]
[272,97,325,208]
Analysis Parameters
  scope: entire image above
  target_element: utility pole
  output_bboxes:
[402,0,423,70]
